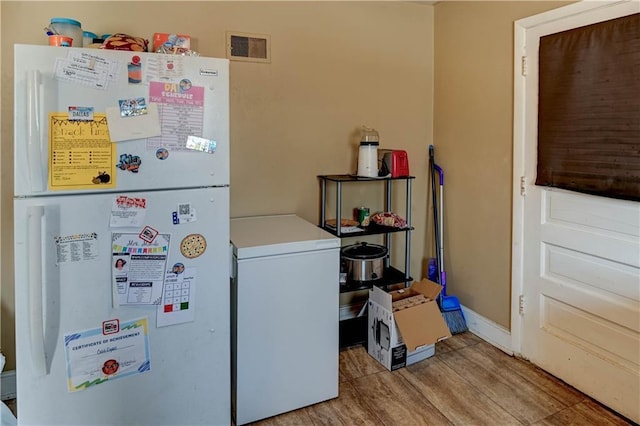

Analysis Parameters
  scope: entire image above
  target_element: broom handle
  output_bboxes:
[434,164,447,295]
[429,146,442,287]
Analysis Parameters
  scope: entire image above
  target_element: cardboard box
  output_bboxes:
[153,33,191,52]
[367,279,451,371]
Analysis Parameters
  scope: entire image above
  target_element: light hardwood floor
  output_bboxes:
[3,332,634,425]
[252,332,635,426]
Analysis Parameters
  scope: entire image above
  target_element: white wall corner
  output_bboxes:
[461,305,513,356]
[1,370,17,400]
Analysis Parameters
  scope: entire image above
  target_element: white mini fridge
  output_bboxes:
[230,214,340,425]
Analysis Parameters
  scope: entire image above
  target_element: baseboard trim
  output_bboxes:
[1,370,16,400]
[461,305,513,355]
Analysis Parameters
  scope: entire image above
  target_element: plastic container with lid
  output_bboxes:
[50,18,83,47]
[82,31,98,47]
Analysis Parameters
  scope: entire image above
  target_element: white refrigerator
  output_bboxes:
[13,44,230,425]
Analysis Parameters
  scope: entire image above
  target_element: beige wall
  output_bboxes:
[0,1,434,370]
[433,0,572,328]
[0,1,575,372]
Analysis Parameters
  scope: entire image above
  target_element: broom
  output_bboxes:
[429,146,468,334]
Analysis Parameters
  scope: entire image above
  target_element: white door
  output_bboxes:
[513,1,640,423]
[14,187,230,425]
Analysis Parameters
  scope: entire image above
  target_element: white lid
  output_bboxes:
[231,214,339,259]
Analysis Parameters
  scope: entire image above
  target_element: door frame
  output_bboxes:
[510,0,637,357]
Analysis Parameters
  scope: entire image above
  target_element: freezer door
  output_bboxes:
[14,44,229,197]
[14,187,230,425]
[233,248,340,424]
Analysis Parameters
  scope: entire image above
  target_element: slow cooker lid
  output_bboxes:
[341,242,387,259]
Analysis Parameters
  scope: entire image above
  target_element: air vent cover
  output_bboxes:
[226,31,270,63]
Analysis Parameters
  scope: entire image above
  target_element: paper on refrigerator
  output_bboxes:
[157,267,196,327]
[110,195,147,227]
[63,317,151,392]
[55,232,99,265]
[146,81,205,152]
[105,102,161,142]
[112,232,170,307]
[48,113,116,190]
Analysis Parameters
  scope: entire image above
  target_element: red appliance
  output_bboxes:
[382,150,410,177]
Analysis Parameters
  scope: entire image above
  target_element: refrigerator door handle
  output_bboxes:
[27,205,47,376]
[27,70,45,193]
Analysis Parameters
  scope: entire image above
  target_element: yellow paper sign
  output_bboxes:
[48,113,116,190]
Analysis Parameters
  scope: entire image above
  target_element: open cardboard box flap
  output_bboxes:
[388,279,451,352]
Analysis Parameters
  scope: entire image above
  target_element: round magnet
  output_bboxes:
[180,234,207,259]
[156,148,169,160]
[102,359,119,376]
[179,79,192,92]
[171,262,185,274]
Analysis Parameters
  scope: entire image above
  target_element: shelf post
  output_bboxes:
[320,178,327,227]
[384,180,392,269]
[335,181,342,237]
[405,179,412,287]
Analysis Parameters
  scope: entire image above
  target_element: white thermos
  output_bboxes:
[357,126,379,177]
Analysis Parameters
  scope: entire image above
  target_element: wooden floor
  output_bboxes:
[252,332,634,426]
[3,333,633,425]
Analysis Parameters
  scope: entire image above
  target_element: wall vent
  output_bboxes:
[226,31,270,63]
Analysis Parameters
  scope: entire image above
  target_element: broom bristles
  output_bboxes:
[442,309,468,335]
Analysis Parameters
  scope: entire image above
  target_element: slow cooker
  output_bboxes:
[341,242,387,282]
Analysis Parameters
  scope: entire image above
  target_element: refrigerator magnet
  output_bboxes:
[68,106,94,121]
[128,56,142,84]
[179,79,192,92]
[155,148,169,160]
[139,225,159,244]
[102,319,120,335]
[185,135,216,154]
[180,234,207,259]
[116,154,142,173]
[170,262,185,275]
[119,97,148,117]
[172,202,197,225]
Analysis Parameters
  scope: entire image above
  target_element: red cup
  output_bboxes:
[49,35,73,47]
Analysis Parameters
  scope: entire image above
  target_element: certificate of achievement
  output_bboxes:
[64,317,151,392]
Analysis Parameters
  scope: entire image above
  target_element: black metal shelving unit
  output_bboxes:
[318,174,414,347]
